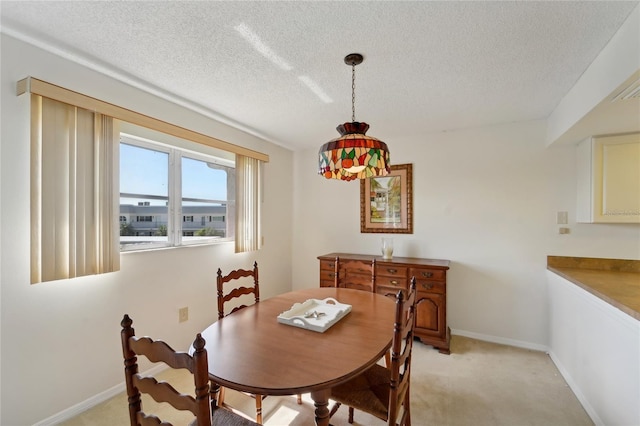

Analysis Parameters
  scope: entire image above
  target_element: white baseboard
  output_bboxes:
[547,349,604,426]
[450,328,549,352]
[33,363,168,426]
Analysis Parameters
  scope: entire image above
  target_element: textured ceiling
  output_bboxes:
[1,1,638,150]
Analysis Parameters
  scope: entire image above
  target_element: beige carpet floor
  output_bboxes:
[60,336,593,425]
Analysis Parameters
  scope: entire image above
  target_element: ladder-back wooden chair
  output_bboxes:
[329,278,418,426]
[216,262,302,423]
[120,314,258,426]
[217,261,261,320]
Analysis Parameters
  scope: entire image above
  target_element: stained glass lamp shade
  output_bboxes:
[318,122,390,181]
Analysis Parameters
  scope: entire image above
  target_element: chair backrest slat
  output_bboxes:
[120,314,211,426]
[133,375,197,413]
[129,337,194,372]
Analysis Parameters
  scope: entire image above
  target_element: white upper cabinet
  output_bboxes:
[577,133,640,223]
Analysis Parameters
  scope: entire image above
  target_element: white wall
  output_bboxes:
[548,271,640,426]
[292,120,640,350]
[0,34,293,425]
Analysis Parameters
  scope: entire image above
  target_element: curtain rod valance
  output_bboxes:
[16,76,269,162]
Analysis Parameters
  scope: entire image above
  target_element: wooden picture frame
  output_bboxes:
[360,163,413,234]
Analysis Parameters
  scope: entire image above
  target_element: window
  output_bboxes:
[120,216,127,222]
[21,77,266,269]
[119,134,235,251]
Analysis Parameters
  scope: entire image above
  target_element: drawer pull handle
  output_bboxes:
[422,272,434,278]
[422,283,434,290]
[329,263,334,268]
[390,280,398,285]
[387,268,397,274]
[328,273,335,278]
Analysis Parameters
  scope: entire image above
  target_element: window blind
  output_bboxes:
[30,95,120,283]
[235,155,262,253]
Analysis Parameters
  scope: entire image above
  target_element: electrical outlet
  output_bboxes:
[559,227,570,235]
[179,307,189,323]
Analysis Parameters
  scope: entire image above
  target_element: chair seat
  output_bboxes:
[330,363,391,421]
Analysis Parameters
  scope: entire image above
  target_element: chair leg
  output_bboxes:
[329,401,342,418]
[255,394,263,424]
[218,385,226,407]
[210,381,222,412]
[405,392,411,426]
[348,406,354,424]
[297,393,302,404]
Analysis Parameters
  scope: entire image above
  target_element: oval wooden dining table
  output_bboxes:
[194,287,396,426]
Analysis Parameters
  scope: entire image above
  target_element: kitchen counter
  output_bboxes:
[547,256,640,321]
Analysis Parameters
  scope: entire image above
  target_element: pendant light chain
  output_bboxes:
[351,62,356,122]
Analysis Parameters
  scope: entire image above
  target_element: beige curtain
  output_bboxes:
[235,155,262,253]
[30,95,120,283]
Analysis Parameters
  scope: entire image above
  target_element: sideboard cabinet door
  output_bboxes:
[411,267,450,354]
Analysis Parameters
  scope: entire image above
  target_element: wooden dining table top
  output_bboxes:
[197,287,397,396]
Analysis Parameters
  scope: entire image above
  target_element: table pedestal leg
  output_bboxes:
[310,389,330,426]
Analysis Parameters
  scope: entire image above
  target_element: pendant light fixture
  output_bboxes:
[318,53,391,181]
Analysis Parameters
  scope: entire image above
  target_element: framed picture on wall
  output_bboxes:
[360,163,413,234]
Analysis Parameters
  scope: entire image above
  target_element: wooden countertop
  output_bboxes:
[547,256,640,321]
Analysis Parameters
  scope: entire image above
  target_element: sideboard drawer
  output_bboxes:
[320,270,336,282]
[377,265,408,279]
[410,268,446,282]
[376,275,408,289]
[415,280,445,294]
[320,259,337,271]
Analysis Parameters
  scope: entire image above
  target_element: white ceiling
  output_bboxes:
[1,1,638,151]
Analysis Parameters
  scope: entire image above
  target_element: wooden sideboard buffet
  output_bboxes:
[318,253,451,354]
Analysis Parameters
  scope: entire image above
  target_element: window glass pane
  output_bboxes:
[120,143,169,250]
[181,156,230,243]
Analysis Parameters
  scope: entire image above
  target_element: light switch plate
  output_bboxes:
[179,307,189,323]
[557,211,568,224]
